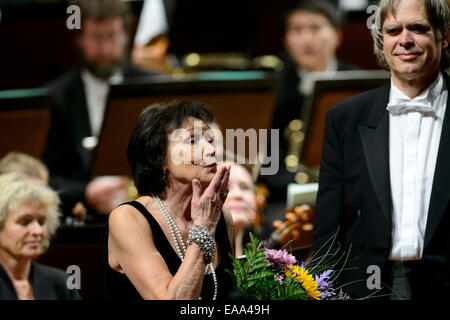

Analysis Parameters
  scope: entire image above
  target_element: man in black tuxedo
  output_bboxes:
[313,0,450,299]
[260,0,356,222]
[43,0,154,218]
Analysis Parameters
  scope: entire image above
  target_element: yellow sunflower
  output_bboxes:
[285,265,321,300]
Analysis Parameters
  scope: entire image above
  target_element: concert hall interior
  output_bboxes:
[1,0,448,301]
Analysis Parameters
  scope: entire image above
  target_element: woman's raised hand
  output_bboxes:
[191,165,230,234]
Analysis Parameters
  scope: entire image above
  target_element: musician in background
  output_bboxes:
[43,0,154,219]
[259,0,356,220]
[0,151,49,186]
[131,0,176,73]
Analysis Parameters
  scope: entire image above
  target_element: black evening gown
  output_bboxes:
[104,200,234,300]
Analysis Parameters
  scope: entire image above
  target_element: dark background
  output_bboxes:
[0,0,381,91]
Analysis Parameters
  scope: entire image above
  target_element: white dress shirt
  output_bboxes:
[297,58,338,95]
[388,72,448,261]
[81,69,123,138]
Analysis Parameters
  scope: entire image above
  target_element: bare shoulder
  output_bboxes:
[109,203,146,229]
[107,201,174,298]
[108,203,153,245]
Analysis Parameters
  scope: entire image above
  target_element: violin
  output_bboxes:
[269,204,314,250]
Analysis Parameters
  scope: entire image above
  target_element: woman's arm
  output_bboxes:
[108,166,231,299]
[108,205,207,300]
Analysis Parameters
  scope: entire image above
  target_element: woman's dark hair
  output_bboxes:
[127,100,214,196]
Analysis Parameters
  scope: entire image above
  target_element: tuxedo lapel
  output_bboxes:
[359,84,392,224]
[66,70,93,171]
[424,74,450,250]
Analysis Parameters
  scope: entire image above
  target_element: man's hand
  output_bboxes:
[85,176,129,214]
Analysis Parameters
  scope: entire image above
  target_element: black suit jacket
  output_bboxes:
[42,64,154,216]
[0,261,81,300]
[313,72,450,299]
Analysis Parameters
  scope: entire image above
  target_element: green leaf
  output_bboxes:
[248,272,272,281]
[248,232,260,247]
[250,262,272,272]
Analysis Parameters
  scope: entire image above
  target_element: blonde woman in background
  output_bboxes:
[0,173,81,299]
[222,163,257,257]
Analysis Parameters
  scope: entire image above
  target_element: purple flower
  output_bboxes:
[274,274,285,285]
[264,248,297,266]
[321,289,337,299]
[314,270,339,299]
[315,270,333,290]
[336,289,351,300]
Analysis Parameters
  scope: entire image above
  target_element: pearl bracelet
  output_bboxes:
[187,225,216,263]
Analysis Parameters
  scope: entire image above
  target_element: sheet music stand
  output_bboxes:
[297,70,390,172]
[0,87,51,159]
[91,71,277,177]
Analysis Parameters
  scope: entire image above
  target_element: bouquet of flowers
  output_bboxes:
[227,233,351,300]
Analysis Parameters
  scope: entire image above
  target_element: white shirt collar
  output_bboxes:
[298,58,338,95]
[388,72,446,118]
[297,58,338,80]
[389,72,444,104]
[81,68,124,86]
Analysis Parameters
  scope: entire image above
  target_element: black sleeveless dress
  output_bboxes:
[104,200,234,300]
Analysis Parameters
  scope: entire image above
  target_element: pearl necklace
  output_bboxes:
[153,195,218,300]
